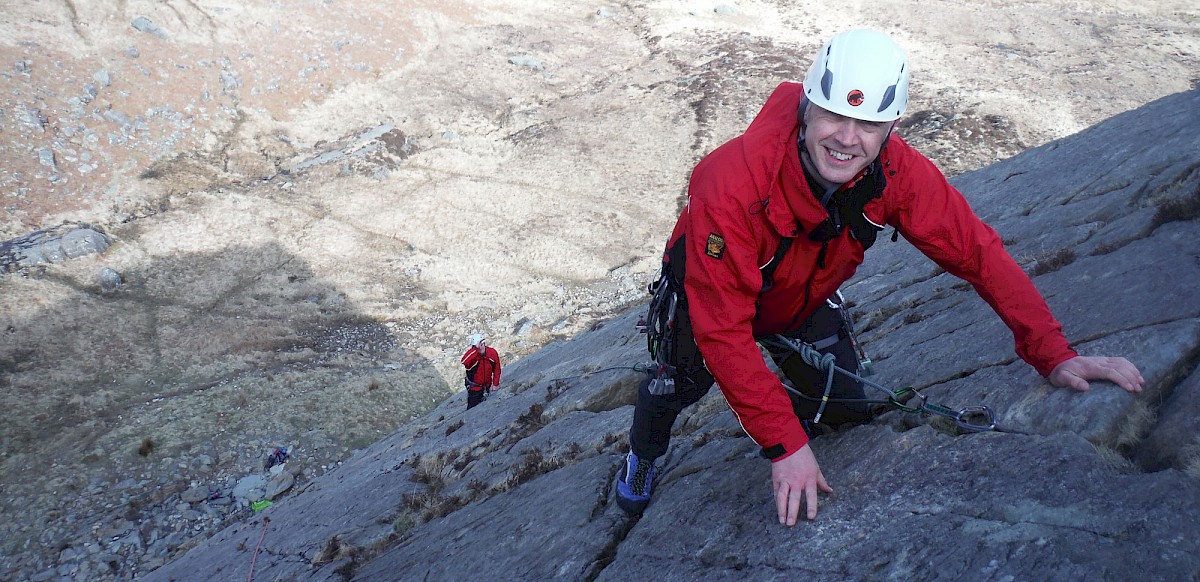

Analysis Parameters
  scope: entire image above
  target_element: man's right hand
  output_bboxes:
[771,443,832,526]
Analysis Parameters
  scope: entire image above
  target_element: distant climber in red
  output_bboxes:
[462,333,501,410]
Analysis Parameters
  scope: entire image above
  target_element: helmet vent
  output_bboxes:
[820,68,833,101]
[876,65,906,114]
[877,85,896,113]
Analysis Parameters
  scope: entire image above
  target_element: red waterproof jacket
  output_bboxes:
[462,346,502,390]
[672,82,1076,462]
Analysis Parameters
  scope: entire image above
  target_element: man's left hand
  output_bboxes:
[1049,355,1144,393]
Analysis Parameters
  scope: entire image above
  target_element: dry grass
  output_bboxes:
[410,453,450,491]
[1150,183,1200,230]
[1114,401,1156,452]
[311,535,345,567]
[545,380,569,402]
[451,449,477,472]
[1093,444,1137,472]
[503,447,567,490]
[392,514,415,534]
[516,403,547,431]
[1183,436,1200,480]
[1028,248,1077,277]
[311,531,398,580]
[1088,238,1128,256]
[400,489,466,522]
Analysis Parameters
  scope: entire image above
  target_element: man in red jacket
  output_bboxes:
[616,28,1145,525]
[462,333,501,410]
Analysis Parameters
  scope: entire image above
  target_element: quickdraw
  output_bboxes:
[831,292,874,377]
[763,334,1028,435]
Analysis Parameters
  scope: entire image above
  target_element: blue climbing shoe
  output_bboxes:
[615,451,656,514]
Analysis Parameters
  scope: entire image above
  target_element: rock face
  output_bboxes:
[0,223,110,272]
[142,89,1200,581]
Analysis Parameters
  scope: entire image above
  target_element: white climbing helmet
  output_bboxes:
[803,29,910,122]
[470,333,485,347]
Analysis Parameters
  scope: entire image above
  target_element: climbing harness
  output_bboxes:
[465,378,490,396]
[642,234,801,397]
[464,378,492,404]
[762,334,1028,435]
[639,242,1012,434]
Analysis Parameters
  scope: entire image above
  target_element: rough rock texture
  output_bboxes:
[0,223,110,271]
[144,90,1200,581]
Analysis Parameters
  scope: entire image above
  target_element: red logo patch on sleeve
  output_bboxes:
[705,233,725,259]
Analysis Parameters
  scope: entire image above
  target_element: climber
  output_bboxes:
[616,28,1145,526]
[462,333,502,410]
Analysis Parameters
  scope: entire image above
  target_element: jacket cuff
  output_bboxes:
[1037,349,1079,377]
[762,430,810,462]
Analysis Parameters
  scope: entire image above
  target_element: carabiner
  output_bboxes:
[954,405,997,432]
[889,387,926,414]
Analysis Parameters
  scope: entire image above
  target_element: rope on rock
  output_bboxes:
[765,334,1028,434]
[246,516,270,582]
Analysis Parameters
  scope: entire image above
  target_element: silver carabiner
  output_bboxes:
[954,405,997,432]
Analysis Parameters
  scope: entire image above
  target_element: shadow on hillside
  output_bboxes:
[0,239,449,571]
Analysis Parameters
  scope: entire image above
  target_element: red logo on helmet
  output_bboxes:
[847,90,864,107]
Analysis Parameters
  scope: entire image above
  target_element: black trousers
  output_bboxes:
[466,387,488,410]
[628,301,868,461]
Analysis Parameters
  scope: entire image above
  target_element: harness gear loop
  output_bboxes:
[643,271,681,396]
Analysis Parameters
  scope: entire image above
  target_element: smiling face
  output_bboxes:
[802,103,895,189]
